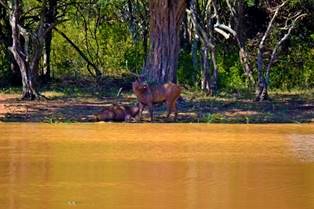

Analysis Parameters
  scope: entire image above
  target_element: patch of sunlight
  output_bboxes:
[42,91,65,98]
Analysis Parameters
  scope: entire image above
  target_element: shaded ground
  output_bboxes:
[1,88,313,123]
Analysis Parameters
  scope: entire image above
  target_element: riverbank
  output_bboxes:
[0,87,313,123]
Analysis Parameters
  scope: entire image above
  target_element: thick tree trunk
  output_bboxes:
[143,26,148,62]
[142,4,149,62]
[143,0,186,83]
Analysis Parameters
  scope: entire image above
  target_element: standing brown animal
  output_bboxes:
[132,79,181,121]
[95,104,140,122]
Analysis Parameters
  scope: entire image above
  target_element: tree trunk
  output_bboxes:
[210,47,218,96]
[191,38,199,72]
[143,26,148,62]
[143,0,186,83]
[0,4,21,85]
[256,79,268,101]
[42,0,57,82]
[254,2,286,101]
[9,0,40,100]
[201,47,210,94]
[43,31,52,81]
[255,48,269,101]
[234,0,255,86]
[238,44,254,86]
[142,3,149,62]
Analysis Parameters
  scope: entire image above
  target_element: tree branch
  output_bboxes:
[53,27,100,79]
[259,1,286,49]
[265,13,307,83]
[257,1,286,80]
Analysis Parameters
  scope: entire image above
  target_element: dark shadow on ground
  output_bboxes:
[1,92,313,123]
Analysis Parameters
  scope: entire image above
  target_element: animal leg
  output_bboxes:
[172,101,178,121]
[148,103,154,122]
[138,103,145,121]
[124,114,131,122]
[166,101,172,118]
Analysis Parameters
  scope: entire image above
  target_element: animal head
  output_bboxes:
[132,78,149,92]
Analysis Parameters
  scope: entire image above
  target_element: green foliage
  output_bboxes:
[123,42,145,74]
[202,113,226,123]
[270,41,314,90]
[0,0,313,94]
[51,3,144,78]
[215,48,247,91]
[244,0,255,7]
[0,46,11,85]
[177,51,200,87]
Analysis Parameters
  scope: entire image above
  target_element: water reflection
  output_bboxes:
[289,134,314,162]
[0,124,313,209]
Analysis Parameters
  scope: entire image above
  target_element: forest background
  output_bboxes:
[0,0,313,123]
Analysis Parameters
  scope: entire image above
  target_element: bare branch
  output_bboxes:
[256,0,287,79]
[186,8,214,49]
[226,0,236,16]
[280,11,302,30]
[214,27,231,39]
[259,1,286,49]
[53,27,100,79]
[214,23,237,37]
[265,13,307,83]
[0,0,10,10]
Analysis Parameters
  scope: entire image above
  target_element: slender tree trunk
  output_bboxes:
[9,0,40,100]
[0,4,20,85]
[254,2,286,101]
[255,48,268,101]
[201,47,210,94]
[143,0,186,83]
[234,0,255,86]
[210,47,218,96]
[43,31,52,81]
[236,37,255,86]
[42,0,56,82]
[191,38,199,72]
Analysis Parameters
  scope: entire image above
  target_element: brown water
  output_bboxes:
[0,123,314,209]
